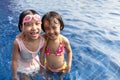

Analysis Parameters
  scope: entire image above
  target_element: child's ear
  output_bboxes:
[20,25,23,32]
[60,26,63,30]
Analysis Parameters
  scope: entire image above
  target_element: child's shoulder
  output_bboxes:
[16,33,23,39]
[60,35,69,44]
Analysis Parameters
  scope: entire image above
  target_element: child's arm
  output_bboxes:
[40,39,46,72]
[64,37,72,73]
[12,40,19,80]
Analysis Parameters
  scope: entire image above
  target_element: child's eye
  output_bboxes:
[24,23,32,26]
[53,26,57,29]
[36,22,41,25]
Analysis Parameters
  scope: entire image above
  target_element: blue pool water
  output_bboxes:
[0,0,120,80]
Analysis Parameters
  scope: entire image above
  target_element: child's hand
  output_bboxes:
[12,75,18,80]
[39,68,43,73]
[63,66,71,73]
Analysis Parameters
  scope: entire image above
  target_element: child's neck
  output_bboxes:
[23,34,40,42]
[49,35,60,43]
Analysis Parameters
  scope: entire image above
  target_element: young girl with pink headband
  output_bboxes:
[12,9,46,80]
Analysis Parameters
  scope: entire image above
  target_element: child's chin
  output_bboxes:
[49,37,57,40]
[31,36,39,40]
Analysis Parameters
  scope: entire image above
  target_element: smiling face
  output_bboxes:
[43,18,61,40]
[22,14,42,40]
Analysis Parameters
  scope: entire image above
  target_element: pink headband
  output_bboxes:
[22,14,41,24]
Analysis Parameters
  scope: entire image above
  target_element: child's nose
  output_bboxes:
[49,28,54,33]
[32,24,37,30]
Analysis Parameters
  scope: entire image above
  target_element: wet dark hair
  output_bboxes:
[41,11,64,32]
[18,9,39,32]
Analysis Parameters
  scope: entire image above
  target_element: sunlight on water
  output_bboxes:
[0,0,120,80]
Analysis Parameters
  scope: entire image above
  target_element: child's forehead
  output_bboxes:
[44,18,59,24]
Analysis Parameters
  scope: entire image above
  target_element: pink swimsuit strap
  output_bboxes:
[45,42,64,56]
